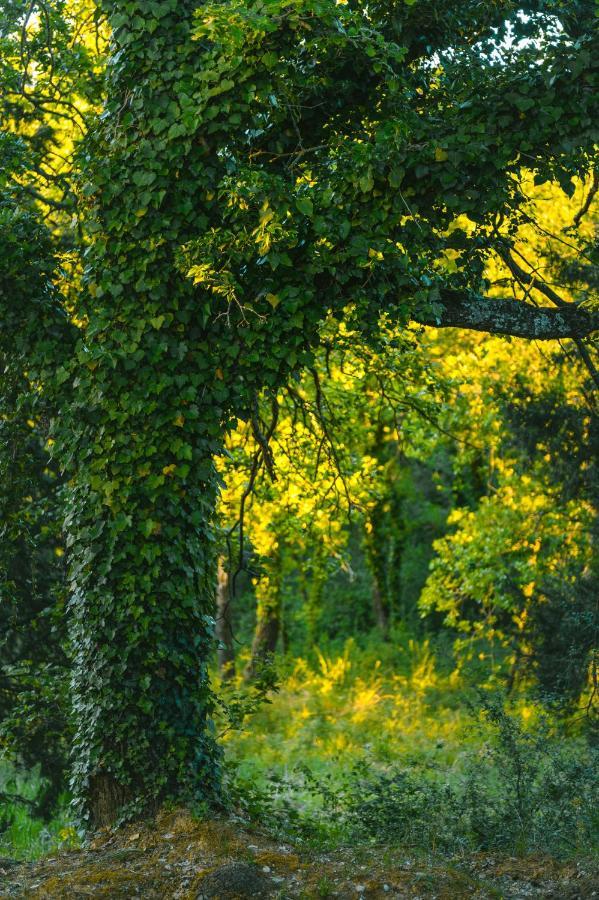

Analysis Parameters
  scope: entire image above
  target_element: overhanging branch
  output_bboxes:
[412,292,599,341]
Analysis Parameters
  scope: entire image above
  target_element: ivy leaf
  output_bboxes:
[296,198,314,217]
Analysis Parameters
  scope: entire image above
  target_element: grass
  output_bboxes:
[223,634,481,788]
[0,762,77,861]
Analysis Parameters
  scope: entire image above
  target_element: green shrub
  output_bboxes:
[228,695,598,858]
[341,763,460,852]
[459,697,598,856]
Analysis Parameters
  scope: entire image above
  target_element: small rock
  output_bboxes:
[383,886,390,893]
[262,865,271,873]
[196,861,271,898]
[355,885,365,894]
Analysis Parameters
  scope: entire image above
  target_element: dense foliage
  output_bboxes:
[0,0,597,849]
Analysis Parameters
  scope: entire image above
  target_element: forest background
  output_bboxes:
[0,0,598,881]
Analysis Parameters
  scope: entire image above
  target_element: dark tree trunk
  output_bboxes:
[215,558,235,680]
[245,576,281,680]
[372,578,390,639]
[89,775,133,830]
[364,505,394,639]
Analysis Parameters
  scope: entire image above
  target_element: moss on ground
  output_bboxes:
[0,809,597,899]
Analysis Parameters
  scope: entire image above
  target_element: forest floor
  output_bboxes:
[0,809,597,900]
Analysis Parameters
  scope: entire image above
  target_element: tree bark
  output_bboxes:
[371,579,390,638]
[412,291,599,340]
[215,558,235,680]
[245,574,281,680]
[88,774,132,830]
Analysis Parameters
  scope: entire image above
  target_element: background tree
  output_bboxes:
[420,174,598,701]
[0,0,104,817]
[0,274,68,818]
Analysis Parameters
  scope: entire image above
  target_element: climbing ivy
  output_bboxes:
[0,201,74,815]
[63,0,599,826]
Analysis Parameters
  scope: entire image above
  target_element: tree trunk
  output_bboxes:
[245,575,281,680]
[304,563,327,649]
[64,0,225,827]
[280,595,289,655]
[68,443,223,828]
[371,578,390,638]
[87,775,132,830]
[364,505,393,639]
[215,558,235,680]
[247,609,280,675]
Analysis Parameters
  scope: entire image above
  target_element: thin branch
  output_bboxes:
[17,183,75,212]
[572,171,599,229]
[499,249,599,391]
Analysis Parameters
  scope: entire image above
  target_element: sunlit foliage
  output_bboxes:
[0,0,597,843]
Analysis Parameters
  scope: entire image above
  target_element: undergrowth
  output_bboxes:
[0,763,76,860]
[223,637,598,858]
[1,635,596,861]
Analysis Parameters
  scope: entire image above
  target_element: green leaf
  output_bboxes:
[296,197,314,217]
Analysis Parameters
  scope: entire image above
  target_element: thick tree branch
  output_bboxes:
[412,292,599,341]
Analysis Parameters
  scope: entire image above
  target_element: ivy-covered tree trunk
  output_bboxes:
[215,558,235,680]
[64,1,227,827]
